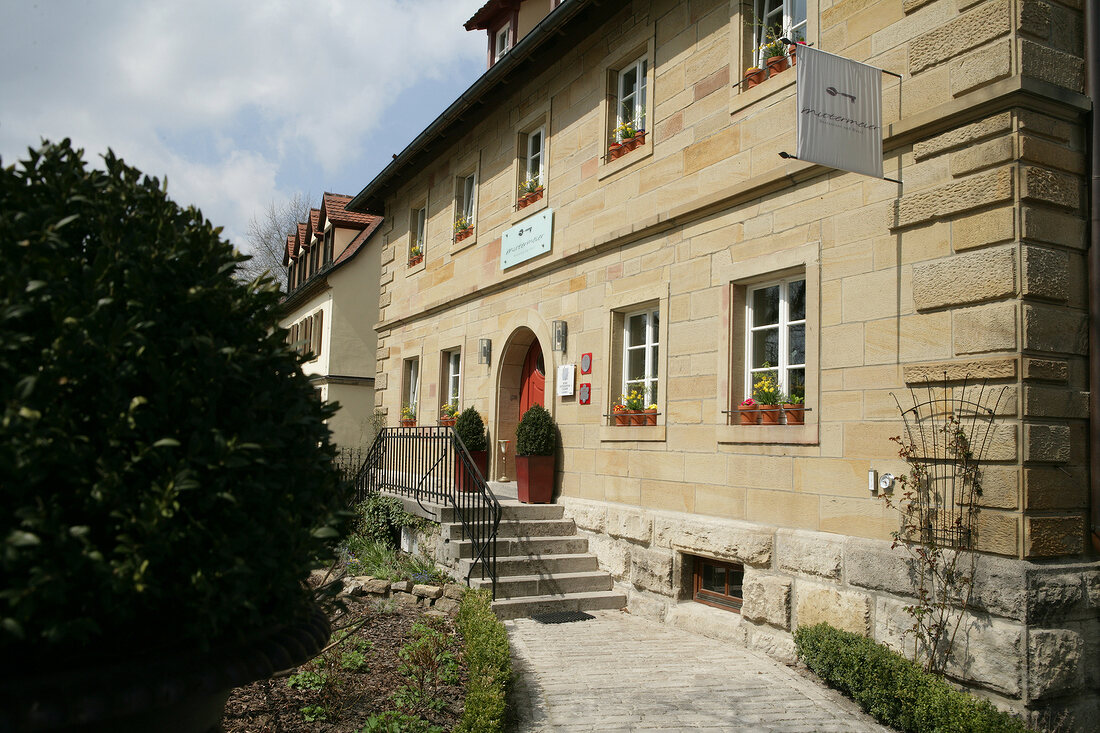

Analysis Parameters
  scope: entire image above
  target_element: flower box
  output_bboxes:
[454,227,473,242]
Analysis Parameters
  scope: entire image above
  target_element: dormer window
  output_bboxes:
[494,24,511,62]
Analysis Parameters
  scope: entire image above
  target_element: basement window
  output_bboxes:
[692,556,743,612]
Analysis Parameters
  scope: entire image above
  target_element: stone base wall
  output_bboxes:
[562,497,1100,728]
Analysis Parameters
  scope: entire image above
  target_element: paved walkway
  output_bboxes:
[505,610,890,732]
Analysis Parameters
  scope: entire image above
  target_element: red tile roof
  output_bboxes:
[283,233,297,266]
[295,222,307,259]
[332,214,384,267]
[323,192,378,228]
[465,0,516,30]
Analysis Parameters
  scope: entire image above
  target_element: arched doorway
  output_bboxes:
[493,326,549,482]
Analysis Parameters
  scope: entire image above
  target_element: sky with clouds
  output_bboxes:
[0,0,488,251]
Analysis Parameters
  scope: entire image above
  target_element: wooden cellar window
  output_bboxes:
[693,556,743,612]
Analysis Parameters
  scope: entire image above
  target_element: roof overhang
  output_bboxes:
[347,0,616,215]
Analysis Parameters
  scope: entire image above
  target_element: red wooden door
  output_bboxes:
[519,340,545,418]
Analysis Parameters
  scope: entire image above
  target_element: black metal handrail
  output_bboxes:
[353,426,501,598]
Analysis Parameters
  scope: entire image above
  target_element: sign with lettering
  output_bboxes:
[556,363,575,397]
[501,209,553,270]
[796,46,883,179]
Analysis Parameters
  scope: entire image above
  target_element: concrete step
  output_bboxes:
[459,553,599,578]
[472,570,613,599]
[498,500,565,521]
[491,590,628,621]
[446,535,590,560]
[444,517,576,540]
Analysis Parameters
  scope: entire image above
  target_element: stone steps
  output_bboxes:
[448,534,590,560]
[489,590,628,621]
[440,498,623,620]
[445,517,577,540]
[473,570,613,599]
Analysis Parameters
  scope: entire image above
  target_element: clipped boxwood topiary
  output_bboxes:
[515,404,555,457]
[795,623,1033,733]
[0,141,347,720]
[454,407,487,452]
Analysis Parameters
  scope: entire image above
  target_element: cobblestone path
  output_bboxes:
[506,610,890,732]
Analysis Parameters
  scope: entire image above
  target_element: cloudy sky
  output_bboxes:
[0,0,488,251]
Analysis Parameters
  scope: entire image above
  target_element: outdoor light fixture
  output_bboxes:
[552,320,567,353]
[478,338,492,365]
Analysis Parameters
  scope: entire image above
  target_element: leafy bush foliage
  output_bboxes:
[453,407,487,452]
[360,710,443,733]
[344,540,450,586]
[346,494,420,552]
[794,623,1033,733]
[0,140,347,666]
[455,589,511,733]
[515,404,555,456]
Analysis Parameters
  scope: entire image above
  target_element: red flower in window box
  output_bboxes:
[738,397,759,425]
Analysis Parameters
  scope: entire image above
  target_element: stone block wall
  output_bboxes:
[563,495,1100,725]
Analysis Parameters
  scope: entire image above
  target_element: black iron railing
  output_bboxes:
[353,426,501,598]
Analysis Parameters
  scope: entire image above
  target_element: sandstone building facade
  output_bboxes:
[281,193,383,449]
[349,0,1098,722]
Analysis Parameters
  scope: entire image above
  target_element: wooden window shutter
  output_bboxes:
[313,311,323,357]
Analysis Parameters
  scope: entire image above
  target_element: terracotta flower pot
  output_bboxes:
[400,419,416,428]
[630,410,645,426]
[613,409,630,426]
[789,44,799,65]
[783,404,805,425]
[767,55,790,76]
[738,405,759,425]
[759,405,781,424]
[622,136,639,152]
[455,228,472,242]
[634,131,646,147]
[744,68,765,88]
[516,454,554,503]
[440,416,456,427]
[408,254,423,266]
[456,450,489,493]
[644,408,657,426]
[609,143,623,160]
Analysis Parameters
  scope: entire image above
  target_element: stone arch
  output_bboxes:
[489,311,556,481]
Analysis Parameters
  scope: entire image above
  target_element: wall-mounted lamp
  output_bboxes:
[552,320,567,353]
[478,338,492,365]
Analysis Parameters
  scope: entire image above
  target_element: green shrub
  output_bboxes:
[0,140,346,669]
[454,407,487,452]
[515,404,555,456]
[795,623,1033,733]
[359,710,443,733]
[455,589,511,733]
[347,494,419,551]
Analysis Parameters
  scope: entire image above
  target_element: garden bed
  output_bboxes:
[222,595,465,732]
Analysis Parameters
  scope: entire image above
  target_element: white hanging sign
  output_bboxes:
[796,45,884,179]
[556,364,575,397]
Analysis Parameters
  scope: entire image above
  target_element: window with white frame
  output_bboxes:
[455,173,476,236]
[746,277,806,403]
[443,349,461,407]
[410,206,426,263]
[402,358,419,419]
[495,25,511,62]
[622,306,660,405]
[524,127,544,188]
[754,0,807,67]
[616,56,648,141]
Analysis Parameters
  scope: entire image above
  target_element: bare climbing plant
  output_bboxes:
[883,375,1007,675]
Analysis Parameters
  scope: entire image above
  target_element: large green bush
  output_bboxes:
[795,623,1033,733]
[455,589,511,733]
[0,140,347,669]
[515,404,555,456]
